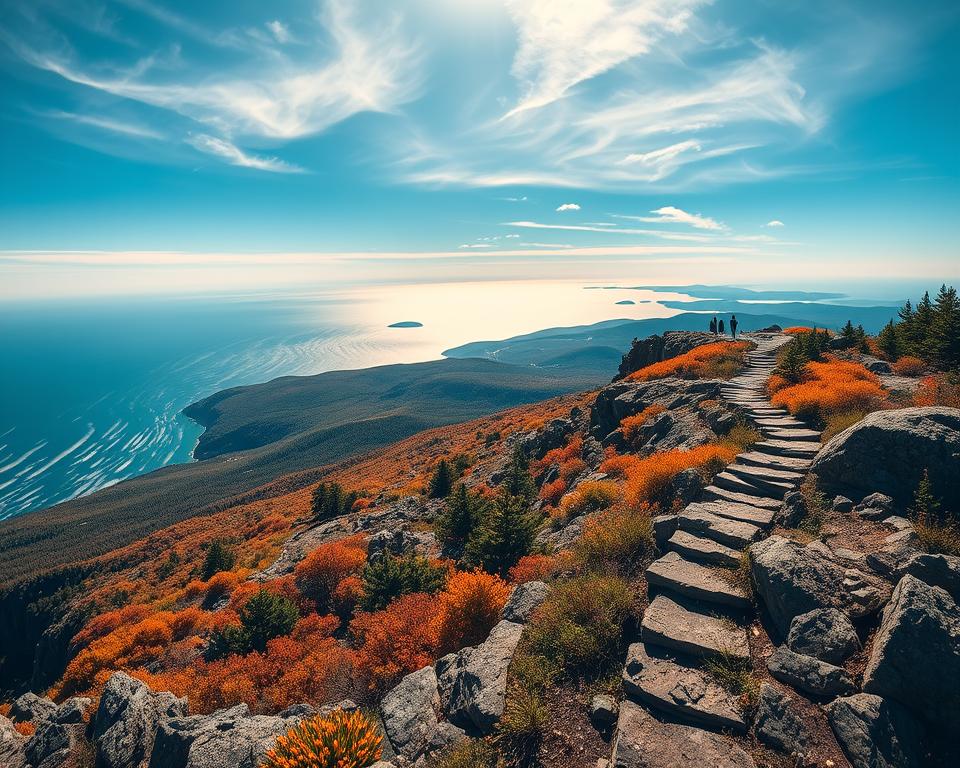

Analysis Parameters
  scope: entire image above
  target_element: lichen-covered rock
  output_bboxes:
[366,528,437,565]
[754,684,814,757]
[750,536,847,636]
[0,716,28,768]
[786,608,860,664]
[9,692,57,724]
[827,694,925,768]
[589,695,618,729]
[767,646,856,698]
[441,620,524,733]
[863,575,960,732]
[53,697,92,725]
[380,666,440,761]
[899,553,960,601]
[92,672,186,768]
[502,581,549,624]
[811,407,960,509]
[25,720,82,768]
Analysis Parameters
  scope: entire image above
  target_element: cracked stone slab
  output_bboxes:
[646,552,750,609]
[641,594,749,660]
[702,485,782,509]
[667,530,741,568]
[679,509,762,549]
[685,501,775,527]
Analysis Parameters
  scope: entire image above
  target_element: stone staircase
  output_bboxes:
[621,333,821,735]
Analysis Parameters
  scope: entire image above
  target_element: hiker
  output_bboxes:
[730,314,739,339]
[718,319,726,335]
[710,316,717,335]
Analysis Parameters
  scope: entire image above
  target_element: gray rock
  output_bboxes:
[777,491,807,528]
[24,720,77,768]
[589,695,618,729]
[54,697,92,724]
[866,360,892,374]
[366,528,437,564]
[883,528,918,548]
[900,553,960,601]
[610,700,755,768]
[502,581,549,623]
[754,683,815,756]
[443,620,524,733]
[786,608,860,664]
[854,492,895,516]
[812,407,960,510]
[652,515,677,550]
[92,671,186,768]
[750,535,847,636]
[0,716,27,768]
[380,666,440,761]
[827,694,925,768]
[767,646,856,698]
[832,495,854,513]
[863,575,960,732]
[9,692,57,724]
[670,468,704,507]
[866,545,918,578]
[883,516,913,532]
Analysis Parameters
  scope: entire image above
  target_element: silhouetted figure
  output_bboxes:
[730,314,739,339]
[718,319,726,335]
[710,316,717,335]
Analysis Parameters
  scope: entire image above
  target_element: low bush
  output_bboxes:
[722,422,760,452]
[820,409,867,443]
[913,374,960,408]
[627,341,751,381]
[496,687,548,762]
[508,553,565,584]
[207,589,299,659]
[574,504,653,573]
[610,444,738,509]
[434,739,498,768]
[770,360,887,426]
[201,539,236,580]
[525,575,635,677]
[261,709,382,768]
[294,535,367,613]
[619,404,666,445]
[556,480,619,520]
[435,570,510,653]
[891,356,926,376]
[538,478,567,507]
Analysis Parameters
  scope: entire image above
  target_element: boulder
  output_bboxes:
[866,360,892,374]
[54,697,92,725]
[502,581,550,624]
[92,672,187,768]
[25,719,78,768]
[777,491,807,528]
[811,407,960,509]
[366,528,437,564]
[754,683,815,757]
[9,692,57,724]
[652,515,677,550]
[786,608,860,665]
[380,666,440,761]
[854,492,895,517]
[899,553,960,601]
[767,646,856,698]
[589,695,618,729]
[0,716,27,768]
[442,620,524,733]
[750,536,847,637]
[610,700,755,768]
[827,694,925,768]
[832,495,854,513]
[863,575,960,732]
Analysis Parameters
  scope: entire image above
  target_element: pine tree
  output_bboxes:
[876,320,900,361]
[434,482,485,550]
[911,469,941,525]
[428,459,455,499]
[464,491,539,577]
[897,299,915,353]
[840,320,856,343]
[360,554,446,611]
[776,338,808,382]
[311,482,358,521]
[802,328,822,362]
[930,284,960,372]
[855,324,870,353]
[501,445,536,503]
[201,539,236,580]
[207,589,299,658]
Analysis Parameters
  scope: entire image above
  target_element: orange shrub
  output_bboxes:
[434,570,510,653]
[783,326,815,335]
[294,535,367,612]
[598,451,637,479]
[557,480,619,521]
[766,373,790,395]
[262,709,382,768]
[914,375,960,408]
[891,356,926,377]
[533,435,583,476]
[539,478,567,507]
[509,554,561,584]
[350,593,441,694]
[770,360,887,423]
[70,604,153,650]
[204,571,240,603]
[619,404,666,444]
[558,457,587,482]
[14,721,35,737]
[627,342,751,381]
[616,444,737,509]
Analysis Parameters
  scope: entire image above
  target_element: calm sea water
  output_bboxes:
[0,281,683,519]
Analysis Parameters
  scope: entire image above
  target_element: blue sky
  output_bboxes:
[1,0,958,297]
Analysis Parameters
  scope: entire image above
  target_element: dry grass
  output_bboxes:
[704,649,760,712]
[820,409,867,443]
[914,518,960,556]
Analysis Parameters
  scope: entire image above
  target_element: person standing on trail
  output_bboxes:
[718,319,726,335]
[730,314,739,339]
[710,316,717,335]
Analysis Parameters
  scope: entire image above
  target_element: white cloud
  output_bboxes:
[617,205,725,230]
[765,220,785,227]
[504,234,521,238]
[186,134,303,173]
[503,0,704,117]
[266,20,291,43]
[458,243,494,249]
[505,220,715,243]
[556,203,581,211]
[499,195,528,202]
[46,111,164,140]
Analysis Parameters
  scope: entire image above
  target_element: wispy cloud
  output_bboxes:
[616,206,726,231]
[505,220,716,243]
[556,202,581,212]
[266,20,291,44]
[45,110,164,140]
[186,134,303,173]
[765,220,785,227]
[458,243,494,249]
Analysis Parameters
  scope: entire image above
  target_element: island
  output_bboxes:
[388,320,424,328]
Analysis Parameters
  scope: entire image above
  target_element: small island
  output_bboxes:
[388,321,424,328]
[615,300,636,305]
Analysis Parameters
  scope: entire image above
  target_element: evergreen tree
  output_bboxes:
[930,284,960,372]
[897,299,916,353]
[501,445,536,503]
[428,459,455,499]
[776,338,808,382]
[206,589,298,658]
[840,320,857,343]
[311,482,358,521]
[802,328,823,362]
[201,539,235,580]
[360,554,447,611]
[910,469,941,525]
[434,482,486,550]
[915,291,935,359]
[855,324,870,353]
[876,320,900,361]
[464,491,540,577]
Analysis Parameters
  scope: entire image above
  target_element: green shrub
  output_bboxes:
[434,739,497,768]
[434,483,487,551]
[312,482,360,522]
[573,505,653,573]
[206,589,298,659]
[525,575,635,677]
[201,539,235,580]
[496,687,548,762]
[464,492,540,577]
[429,459,455,499]
[360,554,446,611]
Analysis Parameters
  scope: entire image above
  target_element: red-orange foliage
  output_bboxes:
[891,356,926,377]
[509,554,558,584]
[14,721,35,737]
[914,374,960,408]
[627,342,751,381]
[434,570,510,654]
[619,404,666,444]
[294,535,367,612]
[783,326,815,335]
[538,477,567,507]
[770,360,887,422]
[204,571,241,603]
[262,708,382,768]
[70,604,153,650]
[350,593,441,694]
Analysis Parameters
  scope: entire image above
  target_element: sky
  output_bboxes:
[1,0,958,298]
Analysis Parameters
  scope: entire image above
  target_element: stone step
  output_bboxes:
[641,594,750,661]
[679,509,763,549]
[726,462,804,485]
[753,417,805,428]
[736,451,812,472]
[763,427,822,442]
[714,470,793,499]
[646,552,750,609]
[753,439,821,458]
[667,530,742,567]
[749,408,789,416]
[685,500,776,527]
[621,643,748,733]
[702,485,782,510]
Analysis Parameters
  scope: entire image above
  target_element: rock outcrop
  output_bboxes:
[754,683,815,757]
[614,332,716,381]
[827,694,925,768]
[380,666,442,761]
[501,580,549,624]
[786,608,860,665]
[812,407,960,508]
[0,716,27,768]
